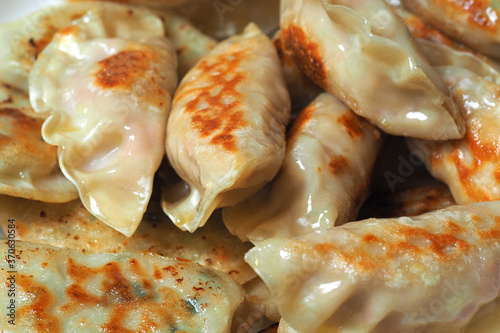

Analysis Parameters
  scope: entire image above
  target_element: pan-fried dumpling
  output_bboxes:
[0,241,244,332]
[272,32,322,113]
[401,0,500,59]
[280,0,465,140]
[247,202,500,332]
[163,23,290,232]
[29,7,178,236]
[407,40,500,204]
[224,92,382,241]
[0,83,78,203]
[0,3,214,90]
[0,195,255,284]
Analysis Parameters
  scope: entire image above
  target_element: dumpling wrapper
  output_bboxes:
[0,2,214,90]
[163,23,290,232]
[247,202,500,332]
[0,241,244,332]
[401,0,500,59]
[0,83,78,203]
[272,32,322,113]
[29,6,178,236]
[0,194,255,284]
[407,39,500,204]
[280,0,465,140]
[224,92,382,242]
[358,183,456,219]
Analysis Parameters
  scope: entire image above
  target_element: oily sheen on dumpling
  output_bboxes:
[29,8,178,236]
[0,241,244,332]
[0,83,78,203]
[401,0,500,59]
[247,202,500,333]
[163,23,290,232]
[407,39,500,204]
[224,92,383,241]
[280,0,465,140]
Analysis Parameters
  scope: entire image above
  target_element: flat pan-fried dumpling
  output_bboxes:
[163,23,290,232]
[223,92,382,241]
[0,2,169,92]
[0,195,255,284]
[0,241,244,332]
[280,0,465,140]
[0,83,77,203]
[29,7,178,236]
[247,202,500,332]
[407,40,500,204]
[401,0,500,59]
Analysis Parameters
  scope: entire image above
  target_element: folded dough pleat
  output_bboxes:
[247,202,500,332]
[280,0,465,140]
[29,6,178,236]
[223,92,383,242]
[163,23,290,232]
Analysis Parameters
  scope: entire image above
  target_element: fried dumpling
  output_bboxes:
[0,241,244,332]
[29,7,178,236]
[163,23,290,232]
[0,195,255,284]
[0,83,78,203]
[407,40,500,204]
[224,92,382,241]
[401,0,500,59]
[247,202,500,332]
[280,0,465,140]
[0,2,214,90]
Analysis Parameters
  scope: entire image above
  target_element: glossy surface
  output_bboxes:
[0,241,245,332]
[247,202,500,332]
[401,0,500,58]
[407,39,500,204]
[223,93,382,242]
[280,0,465,140]
[163,23,290,232]
[29,5,178,236]
[0,83,77,203]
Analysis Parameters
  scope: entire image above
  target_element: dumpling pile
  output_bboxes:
[1,0,500,332]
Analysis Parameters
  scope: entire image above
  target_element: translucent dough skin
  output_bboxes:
[280,0,466,140]
[29,8,178,236]
[223,92,383,242]
[247,202,500,333]
[401,0,500,59]
[163,23,290,232]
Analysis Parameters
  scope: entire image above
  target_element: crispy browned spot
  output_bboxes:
[329,155,350,176]
[438,0,500,30]
[403,13,454,45]
[281,25,328,89]
[177,50,249,152]
[337,111,364,139]
[446,126,500,201]
[287,104,315,149]
[399,226,469,258]
[94,51,151,89]
[17,274,61,332]
[362,235,379,243]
